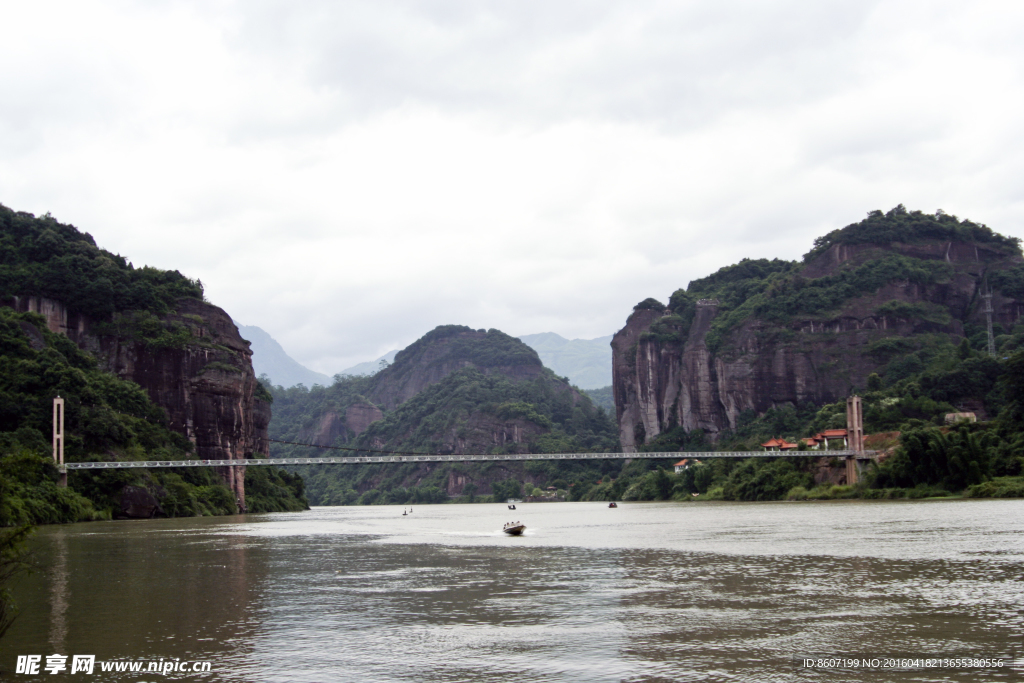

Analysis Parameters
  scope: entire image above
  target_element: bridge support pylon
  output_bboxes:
[845,395,864,485]
[53,396,67,488]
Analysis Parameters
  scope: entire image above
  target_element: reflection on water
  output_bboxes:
[5,500,1023,682]
[48,528,68,654]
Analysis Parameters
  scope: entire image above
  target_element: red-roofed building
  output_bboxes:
[761,438,799,451]
[674,459,701,473]
[821,429,848,448]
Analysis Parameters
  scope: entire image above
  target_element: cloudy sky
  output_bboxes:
[2,1,1023,373]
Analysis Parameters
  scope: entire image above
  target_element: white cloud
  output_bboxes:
[1,0,1023,372]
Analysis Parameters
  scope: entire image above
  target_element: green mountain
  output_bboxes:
[266,325,620,505]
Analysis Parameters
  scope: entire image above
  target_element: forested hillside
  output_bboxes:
[0,204,307,525]
[267,325,621,504]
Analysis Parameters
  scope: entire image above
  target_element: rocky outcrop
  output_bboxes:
[346,402,383,436]
[613,239,1024,450]
[428,413,549,456]
[2,295,267,507]
[115,485,164,519]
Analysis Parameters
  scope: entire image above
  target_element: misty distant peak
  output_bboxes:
[517,332,613,390]
[235,323,332,388]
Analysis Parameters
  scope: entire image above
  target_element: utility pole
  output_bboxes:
[53,396,67,487]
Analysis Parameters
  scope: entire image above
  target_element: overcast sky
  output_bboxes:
[2,1,1023,373]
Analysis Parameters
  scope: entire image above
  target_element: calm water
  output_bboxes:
[4,500,1024,682]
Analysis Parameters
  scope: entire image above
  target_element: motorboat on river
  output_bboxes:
[503,522,526,535]
[608,502,618,508]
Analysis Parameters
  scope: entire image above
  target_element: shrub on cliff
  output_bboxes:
[633,298,666,312]
[803,205,1021,262]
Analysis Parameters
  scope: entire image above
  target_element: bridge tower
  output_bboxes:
[53,396,67,487]
[845,395,864,485]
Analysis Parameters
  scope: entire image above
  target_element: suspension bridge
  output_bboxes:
[53,396,875,484]
[62,447,877,471]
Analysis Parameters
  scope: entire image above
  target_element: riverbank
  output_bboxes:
[0,454,309,526]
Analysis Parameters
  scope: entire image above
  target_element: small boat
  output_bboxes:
[608,502,618,508]
[503,522,526,536]
[507,504,516,510]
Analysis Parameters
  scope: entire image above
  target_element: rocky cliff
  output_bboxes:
[613,208,1024,450]
[4,295,269,506]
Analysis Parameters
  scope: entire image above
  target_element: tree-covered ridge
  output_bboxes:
[391,325,542,369]
[0,204,203,319]
[357,367,616,454]
[804,204,1022,262]
[638,207,1021,354]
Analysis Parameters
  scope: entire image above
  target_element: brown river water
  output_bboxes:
[3,499,1023,682]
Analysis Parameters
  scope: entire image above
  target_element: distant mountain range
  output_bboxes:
[239,325,614,391]
[337,350,400,378]
[517,333,612,389]
[236,324,333,388]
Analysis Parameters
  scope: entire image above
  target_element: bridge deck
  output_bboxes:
[62,450,875,470]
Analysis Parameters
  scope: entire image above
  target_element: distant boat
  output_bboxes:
[503,522,526,536]
[608,502,618,508]
[507,504,516,510]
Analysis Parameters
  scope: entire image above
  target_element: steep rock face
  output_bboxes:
[613,238,1023,450]
[2,295,267,506]
[346,402,383,435]
[296,401,383,447]
[2,295,91,343]
[402,411,549,457]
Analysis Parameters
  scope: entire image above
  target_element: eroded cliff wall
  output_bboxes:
[4,295,268,506]
[613,238,1024,451]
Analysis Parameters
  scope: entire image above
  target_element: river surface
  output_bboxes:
[4,499,1024,682]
